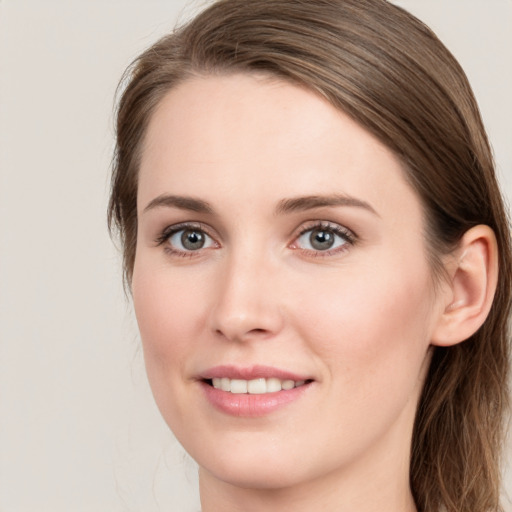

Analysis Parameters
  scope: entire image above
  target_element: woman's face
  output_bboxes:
[133,74,445,492]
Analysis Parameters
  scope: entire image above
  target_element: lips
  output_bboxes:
[199,365,314,417]
[200,364,311,381]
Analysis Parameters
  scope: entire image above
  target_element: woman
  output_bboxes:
[108,1,511,510]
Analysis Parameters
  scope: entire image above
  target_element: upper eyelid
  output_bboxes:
[294,220,356,239]
[155,221,217,246]
[297,220,348,231]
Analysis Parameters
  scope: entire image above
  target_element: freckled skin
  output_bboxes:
[132,74,445,512]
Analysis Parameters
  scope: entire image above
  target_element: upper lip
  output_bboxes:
[200,365,312,382]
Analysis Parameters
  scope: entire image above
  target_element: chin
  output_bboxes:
[199,455,310,490]
[180,430,312,490]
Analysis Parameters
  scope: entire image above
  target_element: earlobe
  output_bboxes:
[431,225,498,347]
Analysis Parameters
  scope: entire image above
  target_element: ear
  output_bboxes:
[431,225,498,347]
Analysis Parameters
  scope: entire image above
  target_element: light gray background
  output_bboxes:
[0,1,511,511]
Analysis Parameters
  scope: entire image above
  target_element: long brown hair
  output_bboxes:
[108,1,512,510]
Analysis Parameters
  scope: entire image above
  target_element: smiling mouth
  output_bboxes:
[205,377,312,394]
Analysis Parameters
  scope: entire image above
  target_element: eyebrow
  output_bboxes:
[142,193,378,217]
[143,194,214,215]
[275,194,379,216]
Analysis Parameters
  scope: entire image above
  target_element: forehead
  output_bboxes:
[138,73,421,222]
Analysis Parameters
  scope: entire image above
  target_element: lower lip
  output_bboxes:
[201,381,312,417]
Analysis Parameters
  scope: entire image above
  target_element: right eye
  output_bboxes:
[157,224,217,256]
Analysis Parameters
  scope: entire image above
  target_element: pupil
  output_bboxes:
[310,229,334,250]
[181,230,205,250]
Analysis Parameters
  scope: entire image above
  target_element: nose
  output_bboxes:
[208,249,285,343]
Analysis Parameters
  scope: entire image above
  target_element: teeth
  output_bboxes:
[210,377,308,394]
[266,377,281,393]
[281,379,295,390]
[230,379,248,394]
[247,378,266,394]
[220,377,231,392]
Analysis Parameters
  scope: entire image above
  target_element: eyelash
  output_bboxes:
[155,221,356,258]
[155,222,217,258]
[292,221,356,256]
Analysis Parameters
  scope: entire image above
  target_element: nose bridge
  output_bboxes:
[210,241,283,341]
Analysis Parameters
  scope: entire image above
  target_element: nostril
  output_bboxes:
[214,326,271,341]
[210,301,284,342]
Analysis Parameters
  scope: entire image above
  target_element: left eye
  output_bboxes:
[295,226,351,252]
[168,228,215,252]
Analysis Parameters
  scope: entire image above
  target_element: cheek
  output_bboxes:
[289,262,436,456]
[297,259,435,389]
[132,261,206,384]
[131,259,216,432]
